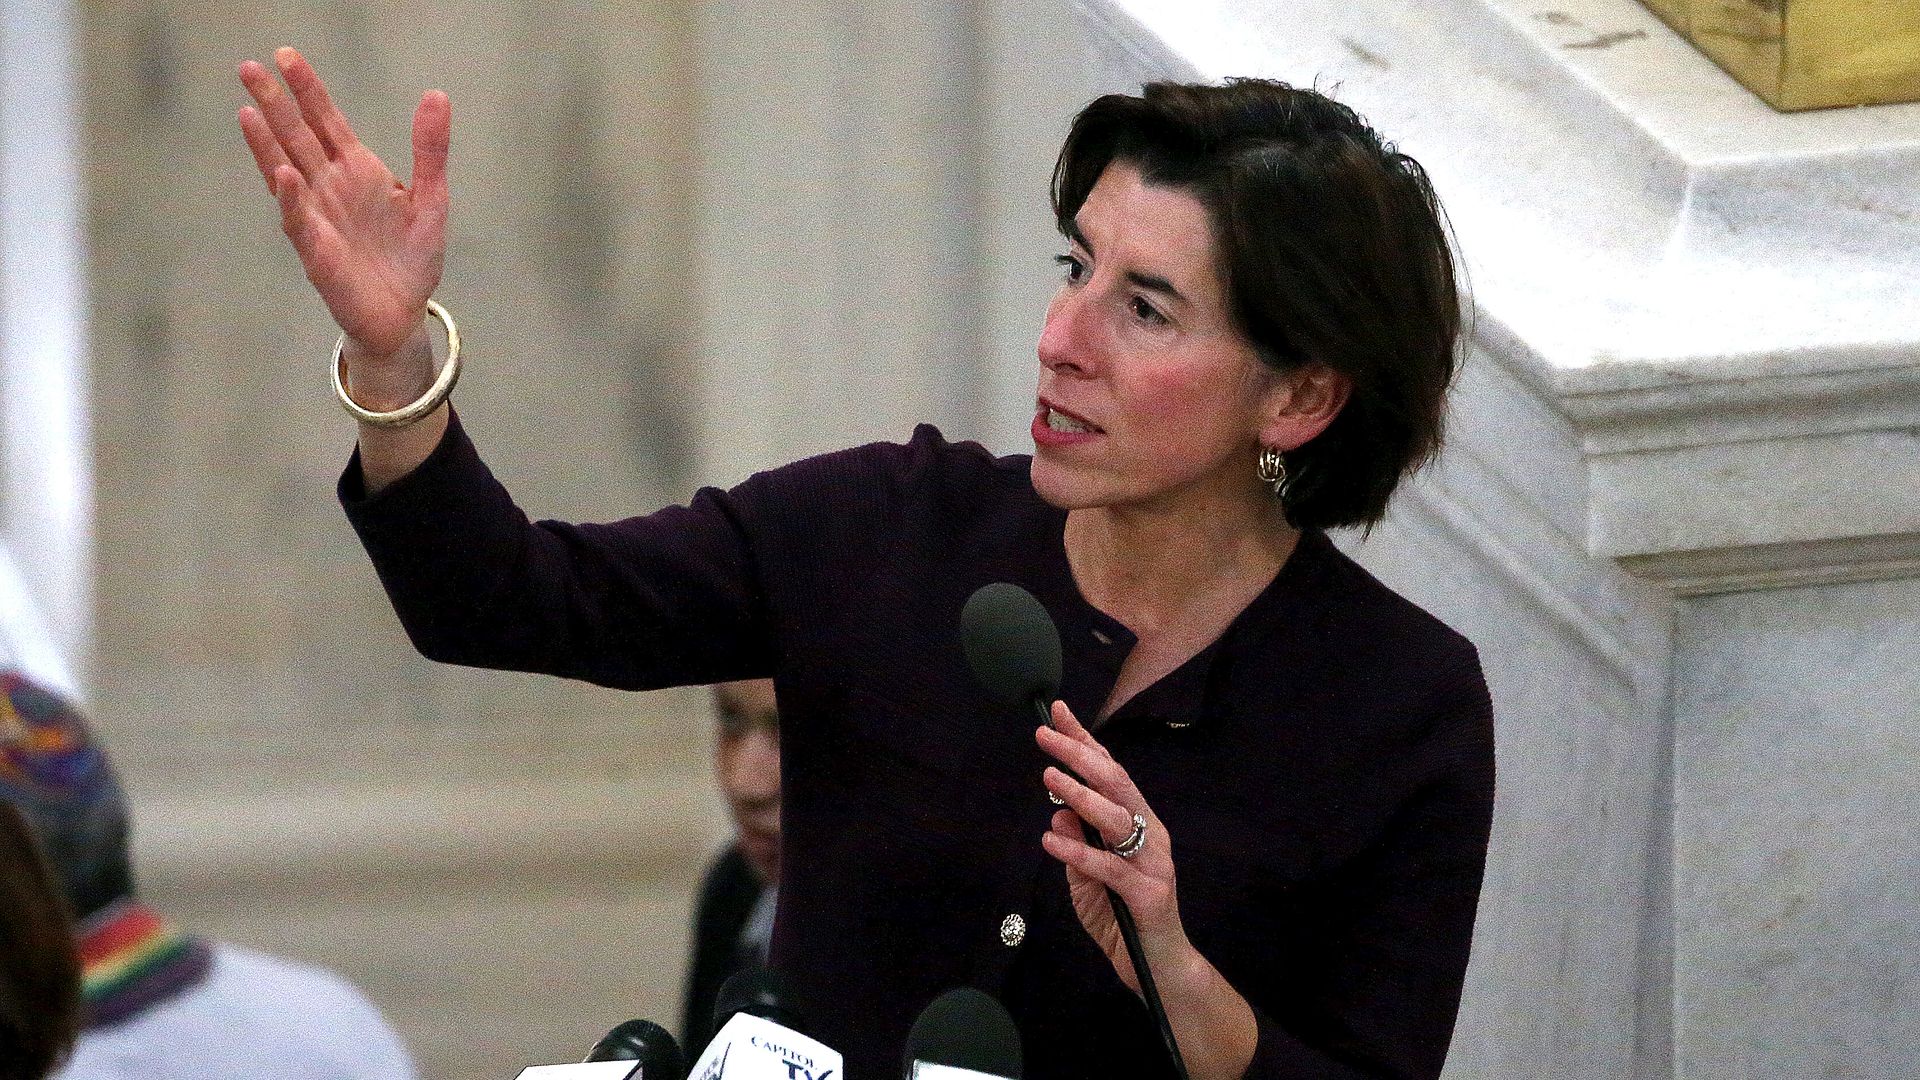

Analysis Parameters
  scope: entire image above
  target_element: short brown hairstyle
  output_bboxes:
[0,802,82,1080]
[1052,79,1462,530]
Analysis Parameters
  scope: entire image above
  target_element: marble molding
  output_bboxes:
[1068,0,1920,1077]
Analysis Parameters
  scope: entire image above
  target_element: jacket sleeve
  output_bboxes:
[1244,652,1496,1079]
[339,409,777,690]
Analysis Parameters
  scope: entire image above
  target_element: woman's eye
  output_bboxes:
[1053,253,1085,283]
[1130,296,1168,326]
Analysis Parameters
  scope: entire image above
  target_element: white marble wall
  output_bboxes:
[1333,346,1678,1079]
[1672,579,1920,1077]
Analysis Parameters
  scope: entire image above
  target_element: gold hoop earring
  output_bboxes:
[1256,446,1288,500]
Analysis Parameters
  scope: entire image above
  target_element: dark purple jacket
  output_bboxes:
[342,415,1495,1080]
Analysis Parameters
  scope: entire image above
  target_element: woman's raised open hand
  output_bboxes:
[238,47,448,362]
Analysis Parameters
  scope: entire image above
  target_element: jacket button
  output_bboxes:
[999,913,1026,947]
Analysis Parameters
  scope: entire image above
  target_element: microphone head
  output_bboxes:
[713,967,807,1035]
[584,1018,685,1079]
[903,986,1023,1079]
[960,583,1062,710]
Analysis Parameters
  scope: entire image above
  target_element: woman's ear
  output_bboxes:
[1259,361,1351,450]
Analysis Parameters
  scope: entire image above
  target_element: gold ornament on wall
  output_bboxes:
[1641,0,1920,111]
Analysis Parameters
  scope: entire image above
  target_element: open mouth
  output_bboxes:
[1039,401,1103,435]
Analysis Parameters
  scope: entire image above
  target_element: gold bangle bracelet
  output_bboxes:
[330,299,462,428]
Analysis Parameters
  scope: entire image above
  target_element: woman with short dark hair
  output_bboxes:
[0,803,82,1080]
[1052,80,1462,531]
[240,52,1492,1080]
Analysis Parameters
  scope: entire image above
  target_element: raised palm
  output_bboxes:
[238,48,448,358]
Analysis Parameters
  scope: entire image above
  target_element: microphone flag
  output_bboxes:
[688,1011,842,1080]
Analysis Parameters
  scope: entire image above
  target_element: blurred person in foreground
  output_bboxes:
[0,800,82,1080]
[679,679,781,1053]
[241,50,1495,1080]
[0,670,418,1080]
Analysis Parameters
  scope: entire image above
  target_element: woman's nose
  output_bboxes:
[1038,289,1095,375]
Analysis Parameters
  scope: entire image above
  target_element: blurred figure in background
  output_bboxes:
[0,671,418,1080]
[0,800,82,1080]
[679,679,781,1053]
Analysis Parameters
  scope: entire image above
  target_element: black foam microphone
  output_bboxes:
[960,582,1063,729]
[507,1019,683,1079]
[711,967,808,1036]
[583,1019,686,1080]
[902,987,1022,1079]
[958,583,1190,1080]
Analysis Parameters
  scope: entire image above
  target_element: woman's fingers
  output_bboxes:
[1050,699,1094,740]
[273,165,319,253]
[1050,807,1081,840]
[275,47,359,158]
[238,106,292,193]
[1036,712,1149,812]
[1046,701,1129,785]
[1044,766,1137,847]
[1041,811,1159,899]
[273,165,345,282]
[409,90,452,218]
[238,58,330,179]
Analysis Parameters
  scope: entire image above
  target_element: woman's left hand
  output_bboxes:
[1037,700,1189,995]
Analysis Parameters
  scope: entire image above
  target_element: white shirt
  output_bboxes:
[54,943,417,1080]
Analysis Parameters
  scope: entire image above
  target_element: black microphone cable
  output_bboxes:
[961,583,1191,1080]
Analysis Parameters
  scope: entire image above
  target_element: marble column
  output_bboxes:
[1068,1,1920,1077]
[689,0,992,484]
[0,0,91,694]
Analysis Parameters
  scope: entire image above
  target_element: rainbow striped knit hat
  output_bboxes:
[1,670,211,1027]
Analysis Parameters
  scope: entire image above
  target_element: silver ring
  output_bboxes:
[1113,813,1147,859]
